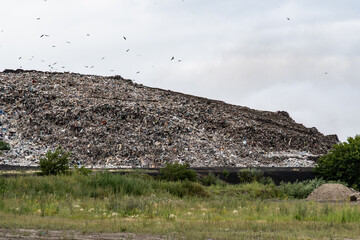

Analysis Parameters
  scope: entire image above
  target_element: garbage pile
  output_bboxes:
[0,69,339,168]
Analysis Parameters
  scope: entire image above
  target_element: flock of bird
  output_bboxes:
[1,2,322,77]
[1,1,186,76]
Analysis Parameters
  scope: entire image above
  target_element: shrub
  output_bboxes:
[222,169,230,179]
[159,163,197,182]
[238,168,273,184]
[164,181,209,198]
[198,173,226,186]
[314,135,360,189]
[39,146,71,175]
[278,178,327,199]
[73,165,92,176]
[0,141,10,151]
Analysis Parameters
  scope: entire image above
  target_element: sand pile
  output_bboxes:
[307,183,356,202]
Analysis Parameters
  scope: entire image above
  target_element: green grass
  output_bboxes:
[0,173,360,239]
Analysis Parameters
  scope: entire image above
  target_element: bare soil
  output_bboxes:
[0,228,166,240]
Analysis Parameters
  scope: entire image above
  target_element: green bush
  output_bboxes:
[0,141,10,151]
[164,181,209,198]
[73,165,92,176]
[222,170,230,179]
[278,178,327,199]
[314,135,360,189]
[159,163,197,182]
[198,173,226,186]
[238,168,273,184]
[39,146,71,176]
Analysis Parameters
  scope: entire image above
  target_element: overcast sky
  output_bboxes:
[1,0,359,142]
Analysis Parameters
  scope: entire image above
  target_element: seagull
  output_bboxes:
[123,36,126,40]
[171,56,174,61]
[126,49,130,52]
[40,34,49,38]
[66,41,71,44]
[18,57,22,60]
[136,71,140,74]
[287,17,290,20]
[36,18,41,20]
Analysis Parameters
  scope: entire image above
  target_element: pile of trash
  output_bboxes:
[0,69,339,168]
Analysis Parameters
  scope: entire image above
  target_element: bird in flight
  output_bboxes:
[40,34,49,38]
[36,18,41,20]
[123,36,127,40]
[66,41,71,44]
[171,56,174,61]
[136,71,140,74]
[126,49,130,52]
[287,17,290,20]
[101,56,105,60]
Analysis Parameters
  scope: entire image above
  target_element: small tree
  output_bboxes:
[39,146,71,175]
[314,135,360,189]
[159,163,197,182]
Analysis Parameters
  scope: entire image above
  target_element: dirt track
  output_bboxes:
[0,228,167,240]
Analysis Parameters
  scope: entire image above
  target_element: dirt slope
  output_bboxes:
[0,69,338,168]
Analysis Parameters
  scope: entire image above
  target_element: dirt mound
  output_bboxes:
[0,70,339,168]
[307,183,356,202]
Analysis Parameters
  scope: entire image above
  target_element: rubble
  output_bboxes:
[0,69,339,168]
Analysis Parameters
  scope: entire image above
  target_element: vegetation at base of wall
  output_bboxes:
[38,146,71,176]
[222,169,229,179]
[237,168,273,184]
[278,178,327,199]
[0,141,10,151]
[159,163,197,182]
[198,173,226,186]
[73,165,92,176]
[314,135,360,189]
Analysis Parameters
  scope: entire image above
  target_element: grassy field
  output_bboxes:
[0,172,359,239]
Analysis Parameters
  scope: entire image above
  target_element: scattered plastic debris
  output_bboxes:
[0,70,339,168]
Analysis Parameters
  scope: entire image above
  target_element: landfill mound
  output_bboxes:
[0,69,339,168]
[306,183,356,202]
